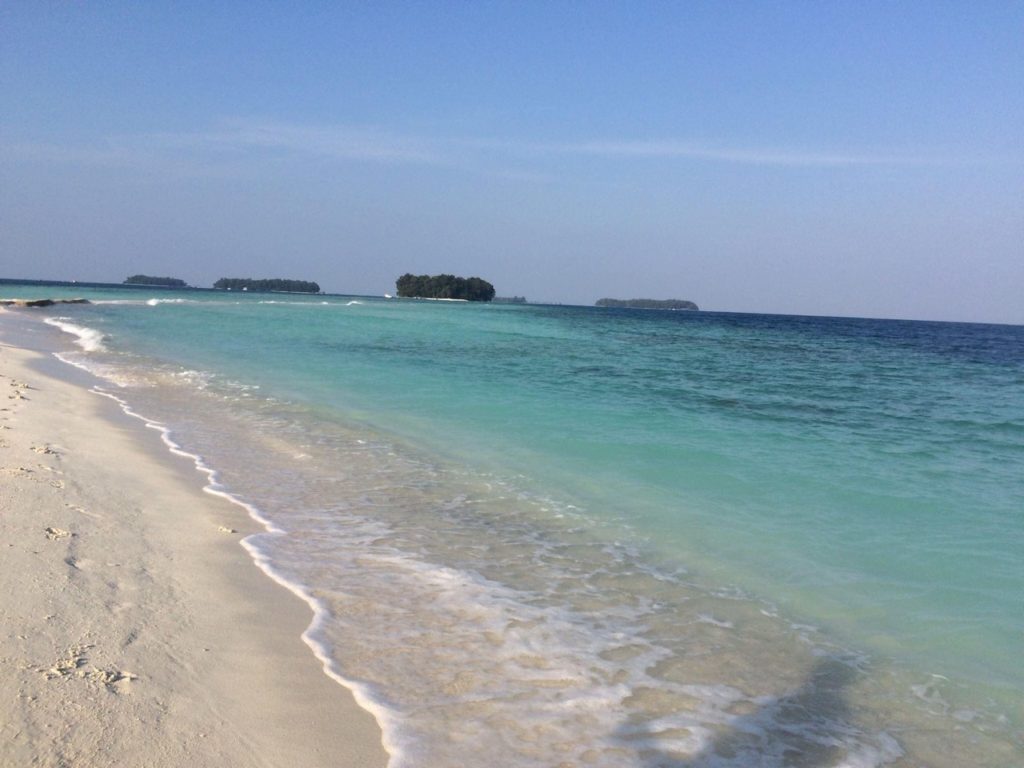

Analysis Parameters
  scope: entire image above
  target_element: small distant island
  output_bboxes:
[596,298,699,311]
[493,296,527,304]
[396,273,495,302]
[213,278,321,294]
[124,275,189,287]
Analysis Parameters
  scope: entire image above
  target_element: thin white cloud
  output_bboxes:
[454,134,958,168]
[3,120,987,175]
[549,139,932,167]
[0,120,443,172]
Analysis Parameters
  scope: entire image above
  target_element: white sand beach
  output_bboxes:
[0,331,387,767]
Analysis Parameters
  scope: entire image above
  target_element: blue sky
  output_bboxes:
[2,2,1022,322]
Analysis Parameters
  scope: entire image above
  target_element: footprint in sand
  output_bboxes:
[2,465,64,487]
[91,668,138,692]
[32,444,60,456]
[41,644,92,679]
[39,645,137,692]
[45,527,74,540]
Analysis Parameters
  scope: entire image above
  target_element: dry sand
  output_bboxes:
[0,335,387,767]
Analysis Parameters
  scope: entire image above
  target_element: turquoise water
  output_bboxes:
[4,285,1023,766]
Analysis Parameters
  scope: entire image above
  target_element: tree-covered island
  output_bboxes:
[396,273,495,302]
[124,275,188,287]
[213,278,321,293]
[596,298,699,310]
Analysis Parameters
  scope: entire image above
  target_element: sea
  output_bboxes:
[2,284,1022,767]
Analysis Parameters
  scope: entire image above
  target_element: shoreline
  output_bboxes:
[0,324,388,767]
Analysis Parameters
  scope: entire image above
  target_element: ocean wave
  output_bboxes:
[44,317,107,352]
[257,300,339,306]
[89,298,197,306]
[146,297,194,306]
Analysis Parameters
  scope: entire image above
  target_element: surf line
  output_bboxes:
[82,383,404,765]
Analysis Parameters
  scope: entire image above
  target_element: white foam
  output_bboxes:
[258,299,335,307]
[89,388,285,535]
[88,298,196,306]
[44,317,107,352]
[52,351,98,375]
[145,297,191,306]
[82,386,406,766]
[49,351,132,388]
[237,538,407,765]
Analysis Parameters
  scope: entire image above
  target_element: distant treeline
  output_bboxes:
[0,278,185,291]
[213,278,321,293]
[396,273,495,302]
[124,275,188,287]
[596,298,698,311]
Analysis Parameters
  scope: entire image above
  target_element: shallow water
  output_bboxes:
[4,284,1022,766]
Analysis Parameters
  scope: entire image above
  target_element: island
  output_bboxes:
[492,296,527,304]
[213,278,321,293]
[596,298,699,311]
[395,273,495,302]
[123,275,189,287]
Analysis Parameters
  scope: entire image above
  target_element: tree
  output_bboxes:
[213,278,321,293]
[124,275,188,287]
[395,273,495,301]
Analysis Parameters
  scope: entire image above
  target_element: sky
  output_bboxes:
[1,2,1022,323]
